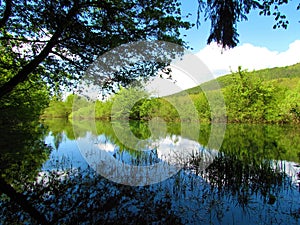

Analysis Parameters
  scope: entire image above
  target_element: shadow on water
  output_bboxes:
[0,118,299,224]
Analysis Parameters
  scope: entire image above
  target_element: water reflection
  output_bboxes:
[76,129,218,186]
[1,118,299,224]
[44,119,300,184]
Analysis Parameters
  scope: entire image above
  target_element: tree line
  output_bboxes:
[43,66,300,123]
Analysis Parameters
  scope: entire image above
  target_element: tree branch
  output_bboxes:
[0,36,51,43]
[0,29,62,98]
[0,4,80,98]
[50,50,84,70]
[0,0,12,29]
[0,177,50,225]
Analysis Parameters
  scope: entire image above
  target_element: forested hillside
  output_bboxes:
[42,63,300,123]
[185,63,300,94]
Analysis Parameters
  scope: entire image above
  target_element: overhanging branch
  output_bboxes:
[0,177,50,225]
[0,3,81,98]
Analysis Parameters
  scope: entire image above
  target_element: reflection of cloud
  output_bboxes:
[97,143,116,152]
[77,133,218,185]
[152,136,198,164]
[151,136,217,168]
[274,161,300,186]
[197,40,300,77]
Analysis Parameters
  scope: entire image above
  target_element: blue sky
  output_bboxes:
[180,0,300,52]
[146,1,300,94]
[171,0,300,81]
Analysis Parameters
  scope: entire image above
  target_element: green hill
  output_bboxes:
[185,63,300,94]
[165,63,300,123]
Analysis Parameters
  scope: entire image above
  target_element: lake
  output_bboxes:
[1,118,300,224]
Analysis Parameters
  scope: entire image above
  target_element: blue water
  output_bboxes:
[40,130,300,225]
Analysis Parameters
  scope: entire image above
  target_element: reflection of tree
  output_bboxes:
[196,153,288,207]
[220,124,300,163]
[187,124,300,209]
[1,116,58,224]
[42,118,76,141]
[0,86,51,184]
[0,169,183,224]
[0,52,53,224]
[0,176,50,225]
[1,163,298,224]
[70,119,160,157]
[0,129,51,224]
[2,118,300,224]
[53,132,63,150]
[45,119,300,164]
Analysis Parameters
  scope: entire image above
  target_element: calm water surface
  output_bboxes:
[40,119,300,224]
[1,118,299,224]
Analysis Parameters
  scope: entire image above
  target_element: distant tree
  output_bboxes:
[0,0,191,98]
[225,67,278,122]
[111,86,149,119]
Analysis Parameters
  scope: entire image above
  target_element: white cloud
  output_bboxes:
[145,40,300,95]
[146,66,200,96]
[196,40,300,77]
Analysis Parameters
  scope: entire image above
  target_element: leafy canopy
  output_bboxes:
[0,0,191,98]
[0,0,297,98]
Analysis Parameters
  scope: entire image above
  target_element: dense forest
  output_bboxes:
[43,63,300,123]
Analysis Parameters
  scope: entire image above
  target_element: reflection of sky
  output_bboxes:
[274,161,300,186]
[43,132,89,171]
[40,129,300,224]
[93,134,214,167]
[43,131,300,186]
